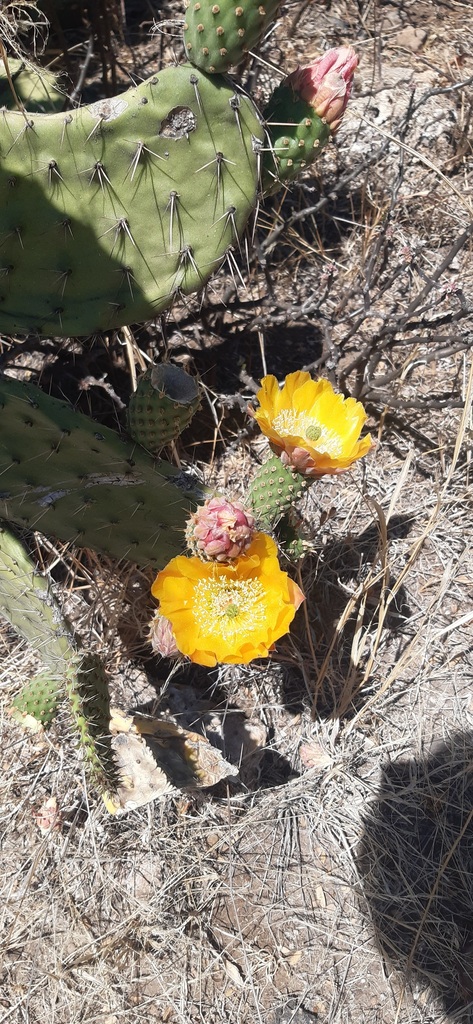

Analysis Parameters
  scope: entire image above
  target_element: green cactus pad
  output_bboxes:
[0,64,263,337]
[246,453,308,528]
[0,522,75,670]
[276,517,311,562]
[183,0,282,73]
[0,57,65,113]
[65,652,118,790]
[11,671,62,727]
[262,85,331,193]
[0,376,196,567]
[128,363,201,453]
[0,523,118,789]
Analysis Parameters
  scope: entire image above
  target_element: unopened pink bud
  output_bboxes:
[186,497,256,561]
[149,612,180,658]
[288,45,358,131]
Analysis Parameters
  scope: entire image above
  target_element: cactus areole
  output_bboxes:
[0,64,263,337]
[183,0,283,74]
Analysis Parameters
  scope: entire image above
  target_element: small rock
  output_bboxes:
[394,26,428,52]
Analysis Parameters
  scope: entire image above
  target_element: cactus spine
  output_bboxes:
[128,363,201,453]
[0,523,75,674]
[262,86,332,194]
[10,670,61,728]
[0,5,358,337]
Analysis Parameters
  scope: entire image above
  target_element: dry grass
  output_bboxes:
[1,0,473,1021]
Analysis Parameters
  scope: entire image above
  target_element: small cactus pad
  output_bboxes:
[0,376,196,567]
[262,86,331,193]
[0,525,119,789]
[0,57,65,113]
[65,652,118,792]
[0,64,263,336]
[10,671,61,727]
[183,0,282,73]
[246,453,308,527]
[0,523,74,670]
[128,363,201,452]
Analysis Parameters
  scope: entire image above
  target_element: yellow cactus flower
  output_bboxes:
[151,532,304,667]
[252,371,372,476]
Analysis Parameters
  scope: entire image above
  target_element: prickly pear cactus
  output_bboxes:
[1,523,117,787]
[0,375,197,567]
[262,84,331,193]
[64,652,117,790]
[11,671,61,727]
[0,64,263,337]
[246,453,308,528]
[183,0,282,74]
[0,522,74,671]
[0,57,65,113]
[128,363,201,453]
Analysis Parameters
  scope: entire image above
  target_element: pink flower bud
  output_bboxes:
[149,612,180,658]
[287,45,358,132]
[186,497,256,562]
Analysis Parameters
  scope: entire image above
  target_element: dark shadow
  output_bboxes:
[161,321,324,462]
[37,0,163,101]
[18,336,132,432]
[0,170,150,340]
[275,1003,319,1024]
[278,513,413,719]
[170,320,324,391]
[358,733,473,1019]
[316,512,413,631]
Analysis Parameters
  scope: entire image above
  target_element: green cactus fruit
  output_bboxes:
[262,84,331,194]
[11,671,62,727]
[0,57,65,113]
[0,64,263,337]
[0,375,197,567]
[183,0,282,74]
[128,363,201,453]
[246,453,309,528]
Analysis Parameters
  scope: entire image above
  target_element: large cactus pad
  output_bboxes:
[0,64,263,337]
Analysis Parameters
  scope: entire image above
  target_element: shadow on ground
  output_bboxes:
[358,733,473,1020]
[278,513,413,718]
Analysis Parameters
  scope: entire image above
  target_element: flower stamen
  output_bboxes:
[194,577,266,642]
[272,409,341,455]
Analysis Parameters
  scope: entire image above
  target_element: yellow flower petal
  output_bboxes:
[253,373,372,476]
[151,533,304,666]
